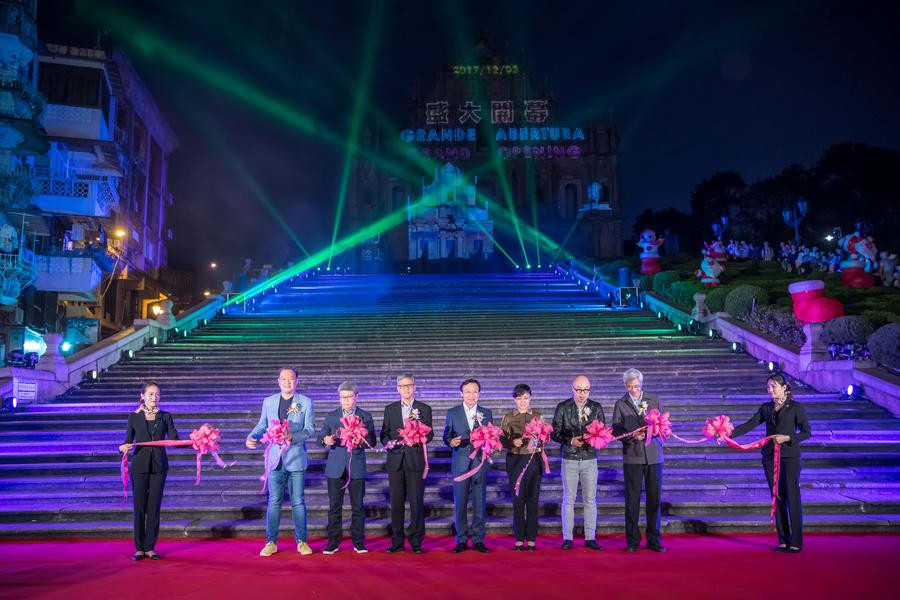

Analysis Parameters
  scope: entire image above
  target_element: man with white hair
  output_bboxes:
[612,368,665,553]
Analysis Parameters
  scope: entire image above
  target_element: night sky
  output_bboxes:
[38,0,900,289]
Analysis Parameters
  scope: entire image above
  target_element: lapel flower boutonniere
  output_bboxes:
[410,408,421,421]
[287,403,300,416]
[580,405,591,421]
[638,400,649,416]
[476,411,484,424]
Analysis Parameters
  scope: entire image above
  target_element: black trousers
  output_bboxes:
[132,472,166,552]
[326,473,366,546]
[388,468,425,546]
[507,453,542,542]
[623,462,662,548]
[763,456,803,548]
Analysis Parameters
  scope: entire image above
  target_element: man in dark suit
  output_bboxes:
[380,373,434,554]
[443,378,494,553]
[319,381,377,555]
[611,368,666,553]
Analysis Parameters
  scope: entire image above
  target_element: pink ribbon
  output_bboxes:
[514,418,553,496]
[334,415,372,489]
[387,418,433,479]
[259,419,291,493]
[120,424,233,501]
[453,422,503,482]
[644,408,673,446]
[720,434,781,529]
[583,419,615,449]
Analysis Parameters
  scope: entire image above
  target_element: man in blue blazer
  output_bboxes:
[319,381,377,555]
[443,378,493,553]
[246,367,316,557]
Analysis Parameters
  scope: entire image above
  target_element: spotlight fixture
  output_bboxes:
[60,341,72,353]
[0,396,17,412]
[707,328,718,339]
[676,323,684,333]
[767,361,780,373]
[731,341,743,353]
[657,311,663,320]
[843,384,863,400]
[83,369,98,382]
[151,336,158,346]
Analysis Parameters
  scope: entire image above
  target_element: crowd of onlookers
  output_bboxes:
[719,238,899,287]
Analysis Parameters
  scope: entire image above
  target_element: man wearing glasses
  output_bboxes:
[380,373,434,554]
[551,375,606,550]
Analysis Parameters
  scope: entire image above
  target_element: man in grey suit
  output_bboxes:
[443,378,493,553]
[246,367,316,557]
[611,368,666,553]
[319,381,377,555]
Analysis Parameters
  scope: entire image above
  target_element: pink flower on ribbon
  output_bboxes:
[583,419,614,449]
[524,417,553,446]
[336,415,370,450]
[469,422,503,460]
[644,408,672,446]
[261,419,291,446]
[398,418,432,446]
[703,415,735,442]
[190,423,222,455]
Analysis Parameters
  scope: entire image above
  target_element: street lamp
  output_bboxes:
[711,216,728,241]
[782,197,808,245]
[210,262,217,269]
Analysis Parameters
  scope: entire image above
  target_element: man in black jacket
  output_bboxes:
[612,368,665,553]
[380,373,434,554]
[551,375,606,550]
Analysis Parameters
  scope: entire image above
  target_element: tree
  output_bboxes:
[689,171,747,231]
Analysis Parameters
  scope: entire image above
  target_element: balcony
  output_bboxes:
[33,251,104,301]
[31,171,119,217]
[0,166,33,209]
[41,103,109,140]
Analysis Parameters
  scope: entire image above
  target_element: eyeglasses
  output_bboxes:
[573,387,591,394]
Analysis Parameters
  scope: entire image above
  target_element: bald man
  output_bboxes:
[551,375,606,550]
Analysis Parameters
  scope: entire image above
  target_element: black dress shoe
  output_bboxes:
[560,540,573,550]
[473,542,490,553]
[647,545,667,553]
[146,552,162,560]
[584,540,604,550]
[411,546,425,554]
[386,544,405,553]
[624,545,638,553]
[514,545,525,551]
[786,546,802,554]
[526,544,536,552]
[132,552,144,561]
[451,543,467,553]
[773,545,788,552]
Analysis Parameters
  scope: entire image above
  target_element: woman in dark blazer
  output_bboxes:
[119,381,179,560]
[500,383,544,551]
[730,373,811,553]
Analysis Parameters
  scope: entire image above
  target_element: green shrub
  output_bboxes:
[668,281,704,308]
[704,285,731,313]
[639,274,654,291]
[652,271,680,296]
[724,285,769,318]
[822,316,875,345]
[868,323,900,370]
[861,310,900,330]
[743,306,807,348]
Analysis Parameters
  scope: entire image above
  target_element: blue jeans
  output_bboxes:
[266,467,307,543]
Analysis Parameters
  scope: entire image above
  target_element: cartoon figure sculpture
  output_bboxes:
[637,229,664,274]
[695,254,724,286]
[837,231,877,288]
[704,240,728,265]
[788,280,844,323]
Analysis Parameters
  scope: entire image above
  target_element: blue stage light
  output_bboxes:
[60,341,72,352]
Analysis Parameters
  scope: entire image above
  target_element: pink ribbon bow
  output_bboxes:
[583,419,615,449]
[259,419,291,492]
[396,418,433,479]
[644,408,672,446]
[515,417,554,496]
[453,422,503,482]
[334,415,371,488]
[703,415,735,442]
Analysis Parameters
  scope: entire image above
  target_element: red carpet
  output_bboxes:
[1,534,894,600]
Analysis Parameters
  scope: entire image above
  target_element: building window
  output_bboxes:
[38,63,103,108]
[564,183,578,218]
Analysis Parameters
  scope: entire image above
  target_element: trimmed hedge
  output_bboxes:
[861,310,900,329]
[868,323,900,371]
[652,271,680,296]
[669,281,704,309]
[724,285,769,318]
[743,306,807,348]
[704,285,731,314]
[822,316,875,345]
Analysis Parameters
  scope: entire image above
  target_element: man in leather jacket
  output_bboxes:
[551,375,606,550]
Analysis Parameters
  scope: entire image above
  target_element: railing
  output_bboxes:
[0,166,34,209]
[32,172,118,215]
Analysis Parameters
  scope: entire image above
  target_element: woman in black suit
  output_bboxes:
[119,381,179,560]
[730,374,811,553]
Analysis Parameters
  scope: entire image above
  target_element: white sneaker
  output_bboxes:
[323,545,340,555]
[259,542,277,557]
[297,541,313,555]
[353,545,368,554]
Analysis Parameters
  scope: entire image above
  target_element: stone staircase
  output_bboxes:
[1,273,898,538]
